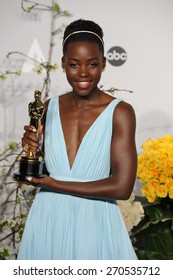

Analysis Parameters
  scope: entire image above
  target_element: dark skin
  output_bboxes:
[20,40,137,200]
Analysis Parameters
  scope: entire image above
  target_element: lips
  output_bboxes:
[76,81,92,89]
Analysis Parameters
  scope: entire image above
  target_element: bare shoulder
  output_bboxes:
[100,92,115,102]
[113,100,136,130]
[114,100,136,117]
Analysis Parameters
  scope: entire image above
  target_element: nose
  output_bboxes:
[78,65,89,77]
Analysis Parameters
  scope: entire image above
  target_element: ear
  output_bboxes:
[61,57,65,71]
[102,56,106,71]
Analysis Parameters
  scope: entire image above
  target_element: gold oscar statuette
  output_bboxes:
[13,90,47,182]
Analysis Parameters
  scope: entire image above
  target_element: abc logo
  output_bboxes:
[107,46,127,66]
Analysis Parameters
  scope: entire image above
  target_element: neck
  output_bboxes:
[71,88,101,108]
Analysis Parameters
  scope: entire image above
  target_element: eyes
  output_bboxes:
[69,61,99,68]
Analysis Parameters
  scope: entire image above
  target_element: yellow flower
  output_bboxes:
[165,158,173,168]
[146,158,159,170]
[147,179,160,190]
[162,135,173,143]
[157,159,168,172]
[138,135,173,202]
[167,147,173,158]
[159,172,171,183]
[165,178,173,191]
[141,186,157,203]
[146,150,160,159]
[156,184,168,198]
[141,138,153,151]
[150,169,160,179]
[141,180,159,202]
[169,187,173,199]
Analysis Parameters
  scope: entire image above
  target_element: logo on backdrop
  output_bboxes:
[106,46,127,66]
[22,38,46,73]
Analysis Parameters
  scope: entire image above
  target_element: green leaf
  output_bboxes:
[8,141,18,150]
[54,3,60,13]
[171,220,173,231]
[26,7,32,13]
[136,250,168,260]
[36,68,42,75]
[63,10,70,16]
[0,75,7,80]
[0,248,10,258]
[16,71,21,76]
[52,64,58,70]
[16,195,21,204]
[133,220,173,259]
[145,205,173,223]
[147,227,173,255]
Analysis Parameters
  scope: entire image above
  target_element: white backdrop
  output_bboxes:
[0,0,173,154]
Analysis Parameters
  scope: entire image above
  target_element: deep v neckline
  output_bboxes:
[57,96,116,171]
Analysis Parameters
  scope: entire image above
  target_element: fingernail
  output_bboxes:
[32,128,36,132]
[26,176,32,182]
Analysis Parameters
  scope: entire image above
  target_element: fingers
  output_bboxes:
[26,176,36,183]
[24,125,36,133]
[22,125,39,150]
[26,176,44,185]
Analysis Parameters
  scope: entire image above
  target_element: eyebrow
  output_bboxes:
[68,57,99,61]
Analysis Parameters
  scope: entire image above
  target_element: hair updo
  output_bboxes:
[62,19,104,55]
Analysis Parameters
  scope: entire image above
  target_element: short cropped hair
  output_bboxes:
[62,19,104,55]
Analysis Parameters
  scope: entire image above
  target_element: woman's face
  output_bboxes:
[62,41,106,97]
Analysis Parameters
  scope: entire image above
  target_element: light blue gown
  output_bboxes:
[17,95,137,260]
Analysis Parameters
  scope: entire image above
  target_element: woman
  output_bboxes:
[17,19,137,260]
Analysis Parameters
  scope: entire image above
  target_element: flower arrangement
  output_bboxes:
[137,135,173,203]
[132,135,173,260]
[117,193,144,232]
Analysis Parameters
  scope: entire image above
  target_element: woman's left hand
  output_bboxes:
[26,176,55,188]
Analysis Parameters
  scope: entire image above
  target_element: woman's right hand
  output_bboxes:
[21,125,43,152]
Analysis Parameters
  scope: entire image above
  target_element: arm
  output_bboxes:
[25,101,137,201]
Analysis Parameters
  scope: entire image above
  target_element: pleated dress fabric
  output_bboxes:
[17,95,137,260]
